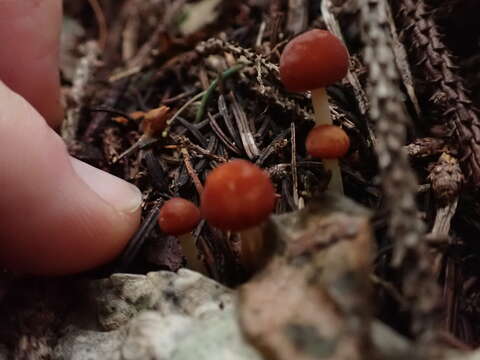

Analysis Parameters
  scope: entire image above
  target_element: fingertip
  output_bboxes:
[0,81,142,275]
[0,0,63,127]
[0,158,143,276]
[70,158,143,215]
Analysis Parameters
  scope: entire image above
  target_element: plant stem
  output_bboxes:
[195,63,246,122]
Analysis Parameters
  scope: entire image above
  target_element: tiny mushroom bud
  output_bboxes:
[280,29,350,192]
[201,160,275,231]
[158,197,200,236]
[306,125,350,190]
[158,198,205,273]
[116,106,170,161]
[201,159,276,271]
[306,125,350,159]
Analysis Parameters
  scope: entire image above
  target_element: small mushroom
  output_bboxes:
[158,197,205,273]
[116,106,170,161]
[280,29,350,192]
[201,159,276,271]
[305,125,350,184]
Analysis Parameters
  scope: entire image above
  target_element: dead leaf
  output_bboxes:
[141,106,170,137]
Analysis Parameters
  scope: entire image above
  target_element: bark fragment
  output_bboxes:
[239,195,374,360]
[360,0,438,334]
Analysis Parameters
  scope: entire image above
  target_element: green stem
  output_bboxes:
[161,63,245,138]
[195,63,245,123]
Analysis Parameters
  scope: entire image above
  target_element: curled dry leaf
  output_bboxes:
[141,106,171,137]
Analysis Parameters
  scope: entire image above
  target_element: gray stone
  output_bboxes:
[120,309,261,360]
[92,269,233,331]
[54,326,125,360]
[51,269,258,360]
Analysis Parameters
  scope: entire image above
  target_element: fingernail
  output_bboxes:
[70,157,142,214]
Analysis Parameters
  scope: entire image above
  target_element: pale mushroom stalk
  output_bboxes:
[238,225,270,272]
[311,88,343,192]
[178,234,208,274]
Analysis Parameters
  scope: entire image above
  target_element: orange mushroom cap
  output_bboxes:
[158,198,201,236]
[306,125,350,159]
[201,160,276,231]
[279,29,349,92]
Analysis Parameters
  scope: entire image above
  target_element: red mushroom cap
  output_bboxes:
[306,125,350,159]
[201,160,276,231]
[158,198,201,236]
[279,29,349,92]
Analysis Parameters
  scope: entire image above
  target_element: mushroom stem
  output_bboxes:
[178,234,208,274]
[324,158,344,194]
[311,88,344,193]
[239,225,270,272]
[311,88,331,125]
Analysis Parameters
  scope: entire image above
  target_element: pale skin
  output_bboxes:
[0,1,142,275]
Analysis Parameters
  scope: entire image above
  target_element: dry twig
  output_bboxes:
[361,0,436,333]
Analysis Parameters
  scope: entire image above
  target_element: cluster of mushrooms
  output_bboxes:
[159,29,351,272]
